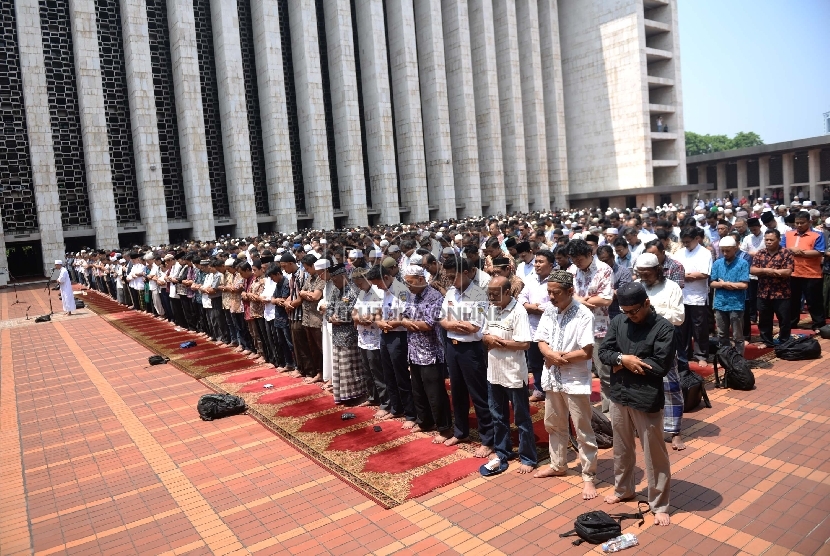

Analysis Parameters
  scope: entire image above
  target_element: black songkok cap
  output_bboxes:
[515,241,531,254]
[491,257,510,267]
[760,211,775,224]
[617,282,648,307]
[747,218,761,227]
[279,253,297,263]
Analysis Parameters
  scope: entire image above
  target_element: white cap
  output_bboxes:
[313,259,331,270]
[606,228,619,235]
[388,245,400,253]
[348,249,362,258]
[435,232,443,238]
[454,234,463,241]
[380,239,389,247]
[303,244,312,252]
[224,259,234,267]
[55,260,63,265]
[118,258,126,263]
[635,253,659,268]
[369,249,383,258]
[408,254,423,266]
[719,236,737,248]
[442,247,455,255]
[403,265,425,277]
[804,201,813,207]
[320,238,327,244]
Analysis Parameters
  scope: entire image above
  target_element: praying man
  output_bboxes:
[55,260,77,315]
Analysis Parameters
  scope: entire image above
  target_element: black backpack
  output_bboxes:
[148,355,169,365]
[713,345,755,390]
[591,407,613,449]
[679,367,711,411]
[559,502,648,545]
[197,394,247,421]
[775,336,822,361]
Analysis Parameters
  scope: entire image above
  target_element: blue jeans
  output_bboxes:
[488,383,537,466]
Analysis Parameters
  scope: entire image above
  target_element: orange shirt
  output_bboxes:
[784,229,823,278]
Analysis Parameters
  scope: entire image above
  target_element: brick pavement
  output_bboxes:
[1,283,829,555]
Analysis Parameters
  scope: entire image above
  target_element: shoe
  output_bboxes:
[479,457,509,477]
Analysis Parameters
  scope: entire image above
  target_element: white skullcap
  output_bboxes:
[694,214,705,222]
[303,244,312,252]
[635,253,659,268]
[724,209,733,214]
[224,259,234,267]
[454,234,463,241]
[118,258,126,263]
[369,249,383,258]
[348,249,362,258]
[442,247,455,255]
[804,201,813,207]
[825,217,830,227]
[320,238,327,244]
[404,265,425,277]
[55,260,63,265]
[388,245,400,253]
[408,254,423,266]
[380,239,389,247]
[719,236,737,248]
[144,253,154,261]
[606,228,619,235]
[276,248,285,254]
[571,233,582,240]
[313,259,331,270]
[435,232,443,238]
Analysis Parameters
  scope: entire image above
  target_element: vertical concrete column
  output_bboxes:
[354,0,400,225]
[468,0,505,215]
[782,152,793,202]
[737,159,747,200]
[68,0,119,248]
[537,0,568,208]
[321,0,368,226]
[808,149,821,203]
[516,0,549,211]
[716,162,727,199]
[492,0,526,213]
[759,155,770,200]
[14,0,65,275]
[288,0,334,229]
[0,219,7,286]
[250,0,296,234]
[119,0,169,245]
[413,0,454,221]
[166,0,215,240]
[385,0,428,223]
[441,0,481,217]
[209,0,258,237]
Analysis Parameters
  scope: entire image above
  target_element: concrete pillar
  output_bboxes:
[250,0,296,234]
[413,0,455,221]
[516,0,549,211]
[321,0,368,227]
[716,162,727,199]
[0,218,7,286]
[808,148,821,203]
[385,0,428,223]
[68,0,119,248]
[14,0,66,275]
[119,0,170,245]
[209,0,258,237]
[492,0,526,214]
[468,0,505,215]
[759,155,770,200]
[782,152,793,202]
[537,0,568,208]
[737,159,747,201]
[441,0,482,218]
[288,0,334,229]
[166,0,215,240]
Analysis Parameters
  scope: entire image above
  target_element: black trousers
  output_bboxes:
[758,297,792,346]
[360,347,386,408]
[790,277,825,330]
[743,280,758,337]
[379,331,415,421]
[181,297,197,330]
[445,340,493,446]
[170,297,186,328]
[305,326,323,376]
[129,288,141,310]
[291,321,313,376]
[255,318,274,361]
[270,322,295,368]
[410,363,452,433]
[680,304,709,361]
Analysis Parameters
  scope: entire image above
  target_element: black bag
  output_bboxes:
[818,325,830,340]
[713,345,755,390]
[775,336,822,361]
[148,355,169,365]
[591,407,613,449]
[679,367,711,411]
[74,298,85,308]
[34,314,51,323]
[559,501,648,545]
[197,394,247,421]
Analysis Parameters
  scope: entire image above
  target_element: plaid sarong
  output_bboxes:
[332,342,367,403]
[663,360,683,435]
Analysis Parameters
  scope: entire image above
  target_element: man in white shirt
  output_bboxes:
[518,250,556,402]
[352,267,388,416]
[531,271,598,500]
[672,228,712,366]
[514,242,537,287]
[127,252,146,311]
[479,276,535,476]
[440,256,493,458]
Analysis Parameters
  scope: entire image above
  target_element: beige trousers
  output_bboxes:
[609,401,671,514]
[544,391,597,482]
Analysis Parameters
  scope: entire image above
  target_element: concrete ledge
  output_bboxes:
[649,103,676,114]
[644,19,671,36]
[651,132,677,141]
[687,134,830,164]
[647,75,674,89]
[566,182,714,202]
[645,47,672,62]
[652,159,679,167]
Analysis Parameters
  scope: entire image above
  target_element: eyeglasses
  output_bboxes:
[621,304,645,316]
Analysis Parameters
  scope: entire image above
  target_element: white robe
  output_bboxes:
[319,281,334,382]
[58,267,76,312]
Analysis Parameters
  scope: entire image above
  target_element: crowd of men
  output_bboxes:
[65,196,830,527]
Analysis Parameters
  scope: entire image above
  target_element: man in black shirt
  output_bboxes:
[599,282,674,526]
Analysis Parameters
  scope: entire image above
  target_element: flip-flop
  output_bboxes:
[479,458,509,477]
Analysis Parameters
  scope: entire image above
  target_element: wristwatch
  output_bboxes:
[615,353,623,366]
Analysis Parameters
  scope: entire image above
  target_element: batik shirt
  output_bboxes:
[752,248,794,299]
[301,275,325,328]
[403,285,445,365]
[570,259,614,338]
[325,282,358,347]
[228,274,245,313]
[533,301,595,395]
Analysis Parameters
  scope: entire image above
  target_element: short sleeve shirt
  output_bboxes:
[483,300,532,388]
[442,281,489,342]
[672,245,712,306]
[354,286,383,350]
[710,256,750,312]
[572,260,614,338]
[752,248,794,299]
[533,301,595,395]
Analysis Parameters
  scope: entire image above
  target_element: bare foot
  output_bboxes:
[357,400,371,407]
[582,482,598,500]
[433,431,453,444]
[474,445,494,458]
[288,371,302,378]
[443,436,469,447]
[374,409,391,419]
[533,466,566,479]
[654,512,670,526]
[303,374,323,384]
[671,435,686,451]
[604,494,634,505]
[253,357,266,364]
[402,421,416,430]
[516,464,534,474]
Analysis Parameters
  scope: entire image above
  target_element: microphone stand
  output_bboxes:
[8,270,25,307]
